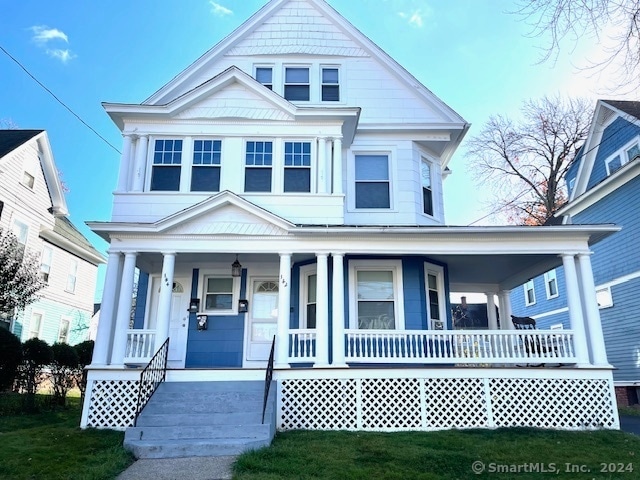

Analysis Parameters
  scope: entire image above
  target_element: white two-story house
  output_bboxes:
[0,130,105,345]
[82,0,620,456]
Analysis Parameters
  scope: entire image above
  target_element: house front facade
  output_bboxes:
[0,130,105,345]
[511,100,640,406]
[82,0,619,440]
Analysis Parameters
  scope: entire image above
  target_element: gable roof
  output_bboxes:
[0,130,42,158]
[601,100,640,120]
[40,216,106,265]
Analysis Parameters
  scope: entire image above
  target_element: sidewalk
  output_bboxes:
[116,455,236,480]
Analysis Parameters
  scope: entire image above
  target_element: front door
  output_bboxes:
[245,278,279,362]
[167,279,190,368]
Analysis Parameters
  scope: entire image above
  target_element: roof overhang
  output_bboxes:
[40,227,106,265]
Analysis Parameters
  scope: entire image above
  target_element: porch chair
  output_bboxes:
[510,315,556,366]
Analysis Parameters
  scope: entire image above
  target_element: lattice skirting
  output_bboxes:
[85,379,139,429]
[278,376,618,431]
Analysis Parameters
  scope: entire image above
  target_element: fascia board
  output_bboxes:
[39,228,106,265]
[572,100,606,200]
[34,131,68,216]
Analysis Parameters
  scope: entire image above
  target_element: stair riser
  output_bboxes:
[141,400,267,414]
[158,381,270,393]
[125,424,272,441]
[125,439,271,459]
[136,409,274,427]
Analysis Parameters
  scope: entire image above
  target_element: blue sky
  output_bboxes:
[0,0,623,298]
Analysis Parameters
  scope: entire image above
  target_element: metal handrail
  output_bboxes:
[262,335,276,424]
[133,337,170,427]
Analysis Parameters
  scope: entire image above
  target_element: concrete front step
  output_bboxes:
[125,422,273,442]
[125,436,273,459]
[135,409,273,427]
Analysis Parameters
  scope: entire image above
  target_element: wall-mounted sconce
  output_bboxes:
[197,314,208,331]
[231,254,242,277]
[238,299,249,313]
[188,298,200,313]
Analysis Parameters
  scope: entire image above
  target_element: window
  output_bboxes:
[301,269,317,329]
[58,317,71,343]
[596,286,613,308]
[202,276,238,314]
[421,157,434,216]
[321,67,339,101]
[66,259,78,293]
[544,269,558,299]
[606,154,623,175]
[350,260,404,330]
[29,311,43,339]
[40,245,53,283]
[22,171,35,189]
[191,140,221,192]
[425,264,445,330]
[284,142,311,192]
[626,143,640,162]
[524,280,536,306]
[256,67,273,90]
[12,219,28,255]
[284,67,309,101]
[245,141,273,192]
[605,139,640,176]
[151,139,182,191]
[355,154,390,209]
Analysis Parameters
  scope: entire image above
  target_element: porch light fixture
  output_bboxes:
[231,254,242,277]
[188,298,200,313]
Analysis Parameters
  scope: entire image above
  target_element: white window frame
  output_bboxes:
[348,260,405,330]
[40,244,53,283]
[283,65,311,102]
[544,269,559,299]
[605,137,640,176]
[421,156,435,217]
[21,171,35,189]
[148,137,185,192]
[524,279,536,306]
[254,65,274,90]
[424,263,446,330]
[58,316,71,343]
[244,139,274,193]
[190,138,222,193]
[320,65,340,102]
[283,140,314,194]
[596,286,613,309]
[199,272,240,315]
[348,149,395,212]
[299,264,317,329]
[29,310,44,339]
[66,258,78,293]
[12,218,29,246]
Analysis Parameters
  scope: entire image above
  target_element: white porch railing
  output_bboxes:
[345,329,577,364]
[288,329,317,362]
[124,329,157,364]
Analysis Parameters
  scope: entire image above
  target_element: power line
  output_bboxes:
[0,45,121,155]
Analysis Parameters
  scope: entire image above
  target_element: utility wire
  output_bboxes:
[0,45,121,154]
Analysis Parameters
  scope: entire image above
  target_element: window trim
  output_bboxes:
[424,262,446,330]
[244,140,274,193]
[348,259,405,330]
[58,316,72,343]
[349,150,394,211]
[254,65,274,91]
[524,279,536,306]
[40,244,54,283]
[605,137,640,176]
[420,156,434,217]
[199,271,241,315]
[65,258,78,294]
[149,138,184,192]
[320,65,340,102]
[544,269,559,299]
[299,264,317,329]
[283,65,311,102]
[190,138,222,192]
[12,218,29,248]
[28,309,44,339]
[283,140,313,193]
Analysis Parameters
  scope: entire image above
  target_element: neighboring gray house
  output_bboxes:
[0,129,105,344]
[511,100,640,405]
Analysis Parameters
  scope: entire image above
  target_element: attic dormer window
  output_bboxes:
[605,139,640,176]
[151,139,182,191]
[255,67,273,90]
[22,171,35,189]
[284,67,309,101]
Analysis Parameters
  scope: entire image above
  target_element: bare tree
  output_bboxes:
[465,95,592,225]
[513,0,640,88]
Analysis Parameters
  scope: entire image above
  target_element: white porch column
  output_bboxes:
[131,134,148,192]
[317,137,327,194]
[562,254,590,365]
[332,137,343,194]
[116,134,133,192]
[155,252,176,346]
[498,290,513,330]
[275,253,292,368]
[331,253,346,366]
[91,252,123,365]
[111,252,138,365]
[486,293,498,330]
[577,253,609,365]
[315,253,329,366]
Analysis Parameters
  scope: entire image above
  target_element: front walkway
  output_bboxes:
[117,455,235,480]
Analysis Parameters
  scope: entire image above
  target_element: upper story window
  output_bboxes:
[605,138,640,176]
[544,269,558,299]
[524,279,536,306]
[22,172,35,189]
[284,142,311,192]
[256,67,273,90]
[12,219,29,255]
[40,245,53,283]
[284,67,310,101]
[354,154,390,209]
[151,139,182,191]
[421,157,434,216]
[321,67,339,101]
[66,259,78,293]
[191,140,221,192]
[245,141,273,192]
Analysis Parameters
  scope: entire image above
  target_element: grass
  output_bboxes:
[233,428,640,480]
[0,393,134,480]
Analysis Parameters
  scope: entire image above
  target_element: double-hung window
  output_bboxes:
[40,245,53,283]
[29,311,43,339]
[524,280,536,306]
[354,154,390,209]
[151,139,182,191]
[544,269,558,299]
[12,219,28,256]
[321,67,339,101]
[300,266,317,329]
[350,261,404,330]
[191,140,221,192]
[255,67,273,90]
[58,317,71,343]
[66,259,78,293]
[284,141,311,192]
[245,141,273,192]
[202,275,238,314]
[284,67,310,101]
[421,157,434,216]
[425,263,445,329]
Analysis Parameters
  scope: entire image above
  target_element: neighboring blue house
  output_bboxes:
[511,99,640,406]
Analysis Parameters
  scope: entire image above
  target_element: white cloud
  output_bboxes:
[46,49,76,64]
[30,25,68,44]
[398,9,426,28]
[209,1,232,16]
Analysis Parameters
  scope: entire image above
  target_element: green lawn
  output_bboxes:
[234,428,640,480]
[0,394,134,480]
